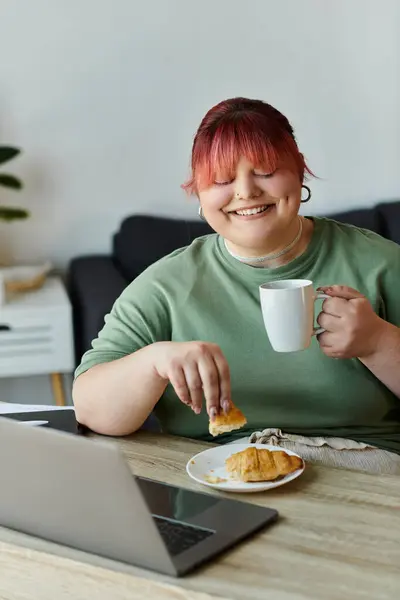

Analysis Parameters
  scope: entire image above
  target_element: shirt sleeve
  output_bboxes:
[74,271,171,379]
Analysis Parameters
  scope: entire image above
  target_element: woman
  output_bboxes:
[73,97,400,473]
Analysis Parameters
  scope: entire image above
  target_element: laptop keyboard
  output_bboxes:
[153,515,214,556]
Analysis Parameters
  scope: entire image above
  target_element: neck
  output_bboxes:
[225,216,303,265]
[225,217,313,268]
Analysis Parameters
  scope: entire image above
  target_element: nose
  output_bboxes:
[233,173,260,200]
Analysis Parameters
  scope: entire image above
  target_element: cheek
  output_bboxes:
[262,172,301,199]
[199,188,231,211]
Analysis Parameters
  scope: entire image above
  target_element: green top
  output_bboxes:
[75,217,400,453]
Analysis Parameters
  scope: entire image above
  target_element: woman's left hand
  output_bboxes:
[316,285,388,359]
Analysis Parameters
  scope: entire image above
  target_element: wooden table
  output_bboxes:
[1,431,400,599]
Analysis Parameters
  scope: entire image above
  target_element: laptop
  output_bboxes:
[0,417,278,577]
[1,407,79,434]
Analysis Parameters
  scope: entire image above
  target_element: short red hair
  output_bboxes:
[182,97,314,194]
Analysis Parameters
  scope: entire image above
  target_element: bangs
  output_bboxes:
[183,110,306,194]
[201,118,285,188]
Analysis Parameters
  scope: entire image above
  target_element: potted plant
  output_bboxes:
[0,145,50,303]
[0,145,27,221]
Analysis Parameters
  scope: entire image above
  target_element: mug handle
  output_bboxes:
[313,292,330,336]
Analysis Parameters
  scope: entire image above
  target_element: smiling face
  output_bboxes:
[198,155,302,257]
[183,98,312,258]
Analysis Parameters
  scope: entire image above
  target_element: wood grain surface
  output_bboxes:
[1,431,399,600]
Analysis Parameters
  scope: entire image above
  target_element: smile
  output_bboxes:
[231,204,273,216]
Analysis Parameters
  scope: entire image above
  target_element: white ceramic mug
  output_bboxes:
[259,279,329,352]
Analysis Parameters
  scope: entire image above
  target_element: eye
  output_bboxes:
[253,170,276,179]
[213,179,234,186]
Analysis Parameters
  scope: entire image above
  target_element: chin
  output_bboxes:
[233,217,277,237]
[229,221,284,250]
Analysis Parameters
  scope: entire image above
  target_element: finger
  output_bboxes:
[317,285,364,300]
[317,311,342,331]
[320,346,343,359]
[213,349,231,414]
[317,331,344,350]
[321,297,350,318]
[168,366,192,408]
[197,353,221,419]
[183,363,204,415]
[316,330,334,348]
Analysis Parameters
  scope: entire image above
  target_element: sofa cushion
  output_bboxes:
[326,207,384,234]
[113,214,213,282]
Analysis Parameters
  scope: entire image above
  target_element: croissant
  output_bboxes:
[208,404,247,437]
[225,446,303,482]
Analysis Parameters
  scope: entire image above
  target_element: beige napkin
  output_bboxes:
[248,427,372,450]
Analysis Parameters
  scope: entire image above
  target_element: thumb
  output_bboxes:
[317,285,364,300]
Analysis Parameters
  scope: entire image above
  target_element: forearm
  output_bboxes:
[359,322,400,398]
[72,344,168,436]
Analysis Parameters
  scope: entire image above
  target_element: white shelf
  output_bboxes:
[0,277,75,378]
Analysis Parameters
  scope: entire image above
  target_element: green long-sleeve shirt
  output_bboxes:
[75,217,400,453]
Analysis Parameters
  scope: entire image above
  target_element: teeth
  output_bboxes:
[236,205,269,216]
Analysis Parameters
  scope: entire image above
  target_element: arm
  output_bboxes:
[357,245,400,397]
[73,340,232,436]
[73,344,168,436]
[317,285,400,399]
[358,322,400,398]
[72,268,171,435]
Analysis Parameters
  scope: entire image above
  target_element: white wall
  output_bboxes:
[0,0,399,404]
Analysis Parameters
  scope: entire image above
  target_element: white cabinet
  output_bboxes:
[0,277,74,405]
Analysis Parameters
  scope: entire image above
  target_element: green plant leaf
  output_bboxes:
[0,146,21,166]
[0,174,23,189]
[0,207,29,221]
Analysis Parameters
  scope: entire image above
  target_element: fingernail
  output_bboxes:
[194,406,201,415]
[209,407,218,420]
[223,400,231,413]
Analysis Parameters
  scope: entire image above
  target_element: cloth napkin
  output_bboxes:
[247,427,372,450]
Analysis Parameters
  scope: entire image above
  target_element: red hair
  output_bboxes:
[182,97,314,194]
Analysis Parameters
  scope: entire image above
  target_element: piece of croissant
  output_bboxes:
[209,404,247,437]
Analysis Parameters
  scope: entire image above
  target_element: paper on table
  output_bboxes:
[0,403,74,414]
[19,420,49,426]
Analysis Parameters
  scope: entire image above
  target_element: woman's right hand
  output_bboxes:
[150,341,231,419]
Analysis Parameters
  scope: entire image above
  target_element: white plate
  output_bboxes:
[186,443,305,493]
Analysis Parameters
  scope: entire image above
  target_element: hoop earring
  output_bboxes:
[198,205,206,221]
[301,185,311,203]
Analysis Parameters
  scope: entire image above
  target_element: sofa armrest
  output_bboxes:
[68,256,160,433]
[377,202,400,244]
[68,256,127,364]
